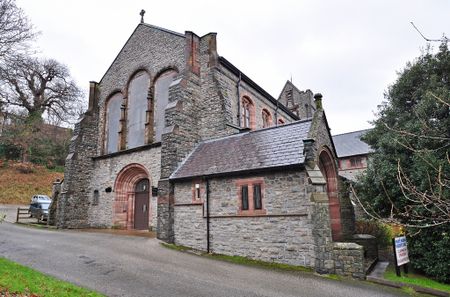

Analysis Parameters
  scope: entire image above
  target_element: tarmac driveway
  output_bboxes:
[0,222,406,297]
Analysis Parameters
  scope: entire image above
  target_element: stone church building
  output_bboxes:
[56,20,367,278]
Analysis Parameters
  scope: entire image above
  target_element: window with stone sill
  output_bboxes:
[127,70,150,149]
[154,70,178,142]
[262,109,272,128]
[237,179,266,215]
[192,180,203,203]
[241,96,255,129]
[104,92,122,154]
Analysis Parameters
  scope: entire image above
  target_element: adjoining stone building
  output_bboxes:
[56,20,369,278]
[333,129,373,220]
[332,129,372,182]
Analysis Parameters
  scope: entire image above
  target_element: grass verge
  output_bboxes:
[161,243,314,274]
[384,265,450,293]
[0,257,104,297]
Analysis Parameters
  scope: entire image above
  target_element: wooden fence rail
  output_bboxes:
[16,207,30,223]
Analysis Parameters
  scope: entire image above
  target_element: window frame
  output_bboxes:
[191,179,204,204]
[262,109,272,128]
[241,96,255,129]
[236,178,266,215]
[349,157,363,168]
[126,70,151,150]
[104,92,123,154]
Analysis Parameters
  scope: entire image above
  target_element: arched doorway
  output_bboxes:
[114,164,151,230]
[318,148,342,241]
[134,179,149,230]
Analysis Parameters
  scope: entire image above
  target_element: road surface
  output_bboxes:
[0,222,406,297]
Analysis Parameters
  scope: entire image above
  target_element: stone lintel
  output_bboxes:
[311,192,328,202]
[333,242,363,250]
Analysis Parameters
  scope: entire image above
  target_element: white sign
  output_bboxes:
[394,236,410,266]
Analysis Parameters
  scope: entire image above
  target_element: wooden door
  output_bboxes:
[134,179,149,230]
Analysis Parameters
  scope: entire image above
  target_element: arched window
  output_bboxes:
[154,70,177,142]
[277,118,285,125]
[127,71,150,149]
[241,97,254,129]
[105,93,122,154]
[262,109,272,128]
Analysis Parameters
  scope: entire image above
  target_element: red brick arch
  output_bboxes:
[318,147,342,241]
[113,163,151,229]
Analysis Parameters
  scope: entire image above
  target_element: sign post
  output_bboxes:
[392,236,410,277]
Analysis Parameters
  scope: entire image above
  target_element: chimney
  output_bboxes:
[314,93,323,110]
[88,81,98,112]
[206,33,218,67]
[185,31,200,76]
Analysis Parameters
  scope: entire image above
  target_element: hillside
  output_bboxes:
[0,161,63,204]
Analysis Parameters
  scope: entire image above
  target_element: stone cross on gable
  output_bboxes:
[140,9,146,23]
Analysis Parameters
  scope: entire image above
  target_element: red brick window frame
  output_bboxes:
[262,109,273,128]
[236,178,266,215]
[191,180,204,204]
[241,96,256,130]
[349,157,363,169]
[277,118,285,125]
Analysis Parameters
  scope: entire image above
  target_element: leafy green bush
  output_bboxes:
[355,219,393,248]
[408,225,450,284]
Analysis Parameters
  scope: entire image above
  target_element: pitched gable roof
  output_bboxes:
[170,120,312,180]
[99,23,185,84]
[332,129,372,158]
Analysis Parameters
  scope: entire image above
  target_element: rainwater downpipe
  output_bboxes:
[237,72,242,127]
[206,178,210,253]
[275,97,279,126]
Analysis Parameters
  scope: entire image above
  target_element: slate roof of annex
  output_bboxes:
[332,129,372,158]
[170,120,312,180]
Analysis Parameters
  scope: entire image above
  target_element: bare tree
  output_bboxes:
[0,0,35,60]
[0,55,84,123]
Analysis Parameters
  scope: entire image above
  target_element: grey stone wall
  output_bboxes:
[333,242,365,279]
[97,24,186,155]
[174,170,317,267]
[87,146,161,228]
[58,110,99,228]
[309,108,355,239]
[216,65,295,129]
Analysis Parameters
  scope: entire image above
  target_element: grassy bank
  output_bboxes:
[0,257,104,297]
[384,266,450,293]
[0,161,63,204]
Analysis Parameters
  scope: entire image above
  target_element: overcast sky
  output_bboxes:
[16,0,450,134]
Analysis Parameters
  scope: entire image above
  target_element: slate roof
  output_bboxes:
[332,129,372,158]
[170,120,312,180]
